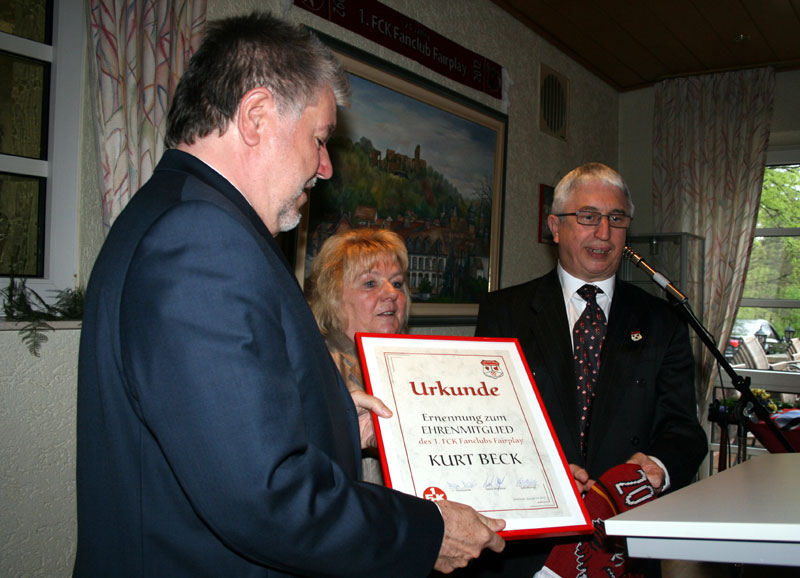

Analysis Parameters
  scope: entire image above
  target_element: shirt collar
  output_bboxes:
[557,263,616,303]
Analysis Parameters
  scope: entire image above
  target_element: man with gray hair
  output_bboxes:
[74,12,504,577]
[474,162,706,576]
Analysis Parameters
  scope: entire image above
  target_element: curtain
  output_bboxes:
[652,68,775,412]
[88,0,206,229]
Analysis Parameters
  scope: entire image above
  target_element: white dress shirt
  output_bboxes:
[556,265,614,348]
[555,263,671,490]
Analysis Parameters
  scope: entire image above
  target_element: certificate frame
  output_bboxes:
[356,333,592,540]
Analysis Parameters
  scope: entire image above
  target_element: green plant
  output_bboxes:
[2,277,85,356]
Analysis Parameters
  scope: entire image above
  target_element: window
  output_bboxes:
[710,154,800,474]
[0,0,83,295]
[736,155,800,350]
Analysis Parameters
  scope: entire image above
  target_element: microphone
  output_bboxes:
[622,246,688,303]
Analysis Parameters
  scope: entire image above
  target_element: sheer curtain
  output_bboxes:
[652,68,775,410]
[88,0,206,229]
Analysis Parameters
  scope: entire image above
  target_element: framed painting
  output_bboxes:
[291,37,507,322]
[538,184,554,245]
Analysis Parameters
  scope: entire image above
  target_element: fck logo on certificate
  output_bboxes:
[481,359,503,379]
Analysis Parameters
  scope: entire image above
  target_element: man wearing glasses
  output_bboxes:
[472,162,707,577]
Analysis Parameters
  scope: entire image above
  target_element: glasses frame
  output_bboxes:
[553,210,633,229]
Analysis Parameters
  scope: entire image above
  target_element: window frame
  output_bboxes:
[738,148,800,312]
[0,0,84,296]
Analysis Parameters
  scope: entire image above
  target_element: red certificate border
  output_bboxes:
[356,333,592,540]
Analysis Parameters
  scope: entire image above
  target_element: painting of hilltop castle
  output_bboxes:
[296,52,507,317]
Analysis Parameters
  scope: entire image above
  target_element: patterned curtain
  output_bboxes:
[652,68,775,411]
[88,0,206,229]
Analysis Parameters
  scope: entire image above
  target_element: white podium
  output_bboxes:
[605,453,800,566]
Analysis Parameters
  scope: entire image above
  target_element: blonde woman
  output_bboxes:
[309,228,410,483]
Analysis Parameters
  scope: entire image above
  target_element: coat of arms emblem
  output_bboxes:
[481,359,503,379]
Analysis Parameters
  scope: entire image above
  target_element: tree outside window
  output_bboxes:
[736,164,800,349]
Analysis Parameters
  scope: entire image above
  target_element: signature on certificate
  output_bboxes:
[483,474,506,489]
[516,477,538,489]
[447,480,478,490]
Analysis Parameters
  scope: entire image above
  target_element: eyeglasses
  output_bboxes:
[554,210,632,229]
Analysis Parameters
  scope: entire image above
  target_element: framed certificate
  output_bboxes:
[356,334,592,540]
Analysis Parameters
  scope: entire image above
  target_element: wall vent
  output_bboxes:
[539,65,568,140]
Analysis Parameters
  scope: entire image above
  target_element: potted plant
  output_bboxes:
[2,277,84,356]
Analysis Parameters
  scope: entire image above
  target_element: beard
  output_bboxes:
[277,177,317,232]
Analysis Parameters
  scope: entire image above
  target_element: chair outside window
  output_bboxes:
[737,334,800,372]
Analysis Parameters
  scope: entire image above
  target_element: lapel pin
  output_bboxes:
[631,331,643,342]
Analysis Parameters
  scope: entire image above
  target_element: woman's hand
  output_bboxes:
[349,390,392,449]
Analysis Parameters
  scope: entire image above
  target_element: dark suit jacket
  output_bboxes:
[74,150,442,577]
[464,269,706,578]
[475,269,707,486]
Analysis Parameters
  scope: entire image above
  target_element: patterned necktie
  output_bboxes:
[573,284,607,456]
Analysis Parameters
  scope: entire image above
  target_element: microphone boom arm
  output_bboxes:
[622,246,688,303]
[622,245,794,454]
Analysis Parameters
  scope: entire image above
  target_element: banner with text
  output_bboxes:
[294,0,503,99]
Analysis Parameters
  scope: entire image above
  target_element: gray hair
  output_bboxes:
[165,11,350,148]
[551,162,635,217]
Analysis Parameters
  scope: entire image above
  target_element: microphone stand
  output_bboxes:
[684,301,795,456]
[623,248,795,455]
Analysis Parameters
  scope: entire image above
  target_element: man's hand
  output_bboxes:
[626,452,665,492]
[569,463,595,494]
[433,500,505,573]
[349,390,392,450]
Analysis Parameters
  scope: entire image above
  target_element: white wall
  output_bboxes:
[770,70,800,151]
[0,327,80,577]
[618,87,655,234]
